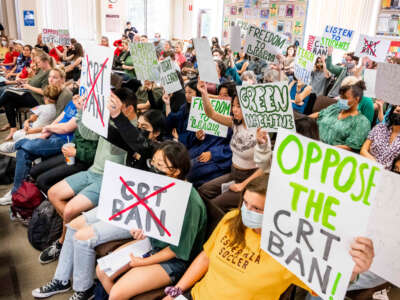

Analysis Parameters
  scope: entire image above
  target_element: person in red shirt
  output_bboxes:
[1,41,20,71]
[49,45,65,63]
[174,42,187,69]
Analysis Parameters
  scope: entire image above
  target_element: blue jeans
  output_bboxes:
[13,136,65,193]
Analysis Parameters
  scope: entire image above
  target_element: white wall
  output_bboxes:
[15,0,41,45]
[100,0,128,44]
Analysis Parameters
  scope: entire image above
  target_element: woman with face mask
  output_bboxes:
[0,36,10,60]
[361,105,400,170]
[309,80,371,152]
[310,56,331,97]
[196,80,265,212]
[161,174,375,300]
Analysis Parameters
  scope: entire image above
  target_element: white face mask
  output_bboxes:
[1,41,7,47]
[241,203,264,229]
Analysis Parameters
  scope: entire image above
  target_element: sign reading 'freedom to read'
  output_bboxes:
[261,130,381,300]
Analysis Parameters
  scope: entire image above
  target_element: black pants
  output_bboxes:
[30,154,89,193]
[2,91,38,128]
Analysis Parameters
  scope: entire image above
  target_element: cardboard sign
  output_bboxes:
[230,26,242,53]
[193,38,219,84]
[294,47,316,84]
[363,69,377,98]
[355,35,390,63]
[130,43,159,81]
[187,97,231,138]
[322,25,354,51]
[236,82,296,132]
[375,62,400,105]
[306,35,328,56]
[244,24,288,62]
[159,57,182,94]
[79,45,113,138]
[42,29,71,46]
[261,130,381,300]
[97,161,193,246]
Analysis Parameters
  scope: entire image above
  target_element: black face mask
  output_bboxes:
[390,113,400,126]
[139,128,151,139]
[233,118,242,125]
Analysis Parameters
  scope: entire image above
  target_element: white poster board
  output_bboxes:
[97,161,193,246]
[187,97,231,138]
[230,26,242,53]
[294,47,316,84]
[244,24,288,62]
[375,62,400,105]
[355,35,390,63]
[159,57,182,94]
[193,38,219,84]
[130,42,159,81]
[305,35,328,56]
[42,28,70,46]
[236,82,295,132]
[80,45,113,138]
[363,69,377,99]
[261,130,381,300]
[322,25,355,51]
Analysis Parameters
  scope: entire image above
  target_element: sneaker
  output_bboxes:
[0,190,12,206]
[32,279,71,298]
[39,240,63,264]
[0,141,15,153]
[69,285,95,300]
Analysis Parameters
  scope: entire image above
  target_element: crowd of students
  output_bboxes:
[0,21,397,300]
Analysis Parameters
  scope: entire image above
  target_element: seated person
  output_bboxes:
[361,105,400,169]
[33,141,207,300]
[0,85,60,153]
[164,79,233,187]
[0,40,20,71]
[5,45,32,79]
[309,80,370,151]
[136,80,163,114]
[162,175,374,300]
[289,77,312,114]
[112,41,130,71]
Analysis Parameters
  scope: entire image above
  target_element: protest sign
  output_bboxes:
[363,69,377,98]
[193,38,219,84]
[367,170,400,287]
[355,35,390,63]
[187,97,231,138]
[42,29,71,46]
[375,62,400,105]
[97,161,192,246]
[130,42,159,81]
[230,26,242,53]
[236,82,295,132]
[159,57,182,94]
[322,25,354,51]
[244,24,288,62]
[261,130,381,300]
[79,45,113,138]
[294,47,316,84]
[306,35,328,56]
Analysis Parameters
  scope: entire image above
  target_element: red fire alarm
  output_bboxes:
[189,4,192,11]
[108,4,113,8]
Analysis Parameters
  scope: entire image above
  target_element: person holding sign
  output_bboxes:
[196,80,266,212]
[161,175,375,300]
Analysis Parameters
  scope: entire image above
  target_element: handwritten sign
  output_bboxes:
[79,45,113,138]
[236,82,295,132]
[322,25,354,51]
[244,24,288,62]
[294,47,316,84]
[159,57,182,94]
[375,62,400,105]
[193,38,219,84]
[306,35,328,56]
[42,29,71,46]
[355,35,390,63]
[187,97,231,138]
[97,161,192,246]
[261,130,380,300]
[130,43,159,81]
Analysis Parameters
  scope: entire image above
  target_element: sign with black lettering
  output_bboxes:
[159,57,182,94]
[261,130,381,300]
[244,24,288,62]
[236,82,296,131]
[355,35,390,63]
[306,35,328,57]
[42,28,71,46]
[79,45,113,138]
[97,161,192,246]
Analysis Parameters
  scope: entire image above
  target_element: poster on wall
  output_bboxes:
[23,10,35,27]
[105,14,121,33]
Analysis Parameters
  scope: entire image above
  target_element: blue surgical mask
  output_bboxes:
[337,98,350,111]
[241,203,263,229]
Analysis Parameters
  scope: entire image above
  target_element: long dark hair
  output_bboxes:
[184,79,201,97]
[225,174,269,248]
[142,109,166,141]
[154,141,191,180]
[387,105,400,128]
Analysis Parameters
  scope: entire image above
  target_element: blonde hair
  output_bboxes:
[50,67,66,80]
[43,85,61,102]
[39,53,56,68]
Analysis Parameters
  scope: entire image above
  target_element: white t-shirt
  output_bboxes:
[31,103,57,128]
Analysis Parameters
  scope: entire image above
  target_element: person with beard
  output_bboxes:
[310,56,330,96]
[309,80,370,151]
[361,105,400,169]
[195,80,266,212]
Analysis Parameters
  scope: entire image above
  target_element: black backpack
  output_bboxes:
[0,154,16,185]
[28,200,63,251]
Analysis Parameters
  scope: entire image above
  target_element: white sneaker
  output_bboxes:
[0,190,12,205]
[0,141,15,153]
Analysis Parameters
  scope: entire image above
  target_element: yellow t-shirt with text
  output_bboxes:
[191,210,311,300]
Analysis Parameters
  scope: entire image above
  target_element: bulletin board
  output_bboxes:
[222,0,309,48]
[376,0,400,57]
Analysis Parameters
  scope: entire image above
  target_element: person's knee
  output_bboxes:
[74,226,95,241]
[109,286,129,300]
[68,215,87,231]
[48,185,60,202]
[63,203,77,223]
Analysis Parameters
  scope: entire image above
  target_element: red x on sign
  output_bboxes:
[83,55,109,127]
[362,38,380,57]
[109,176,176,237]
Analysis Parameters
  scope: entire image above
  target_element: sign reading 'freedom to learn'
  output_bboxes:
[261,130,381,300]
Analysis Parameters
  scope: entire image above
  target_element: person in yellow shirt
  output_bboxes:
[163,174,375,300]
[0,36,9,60]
